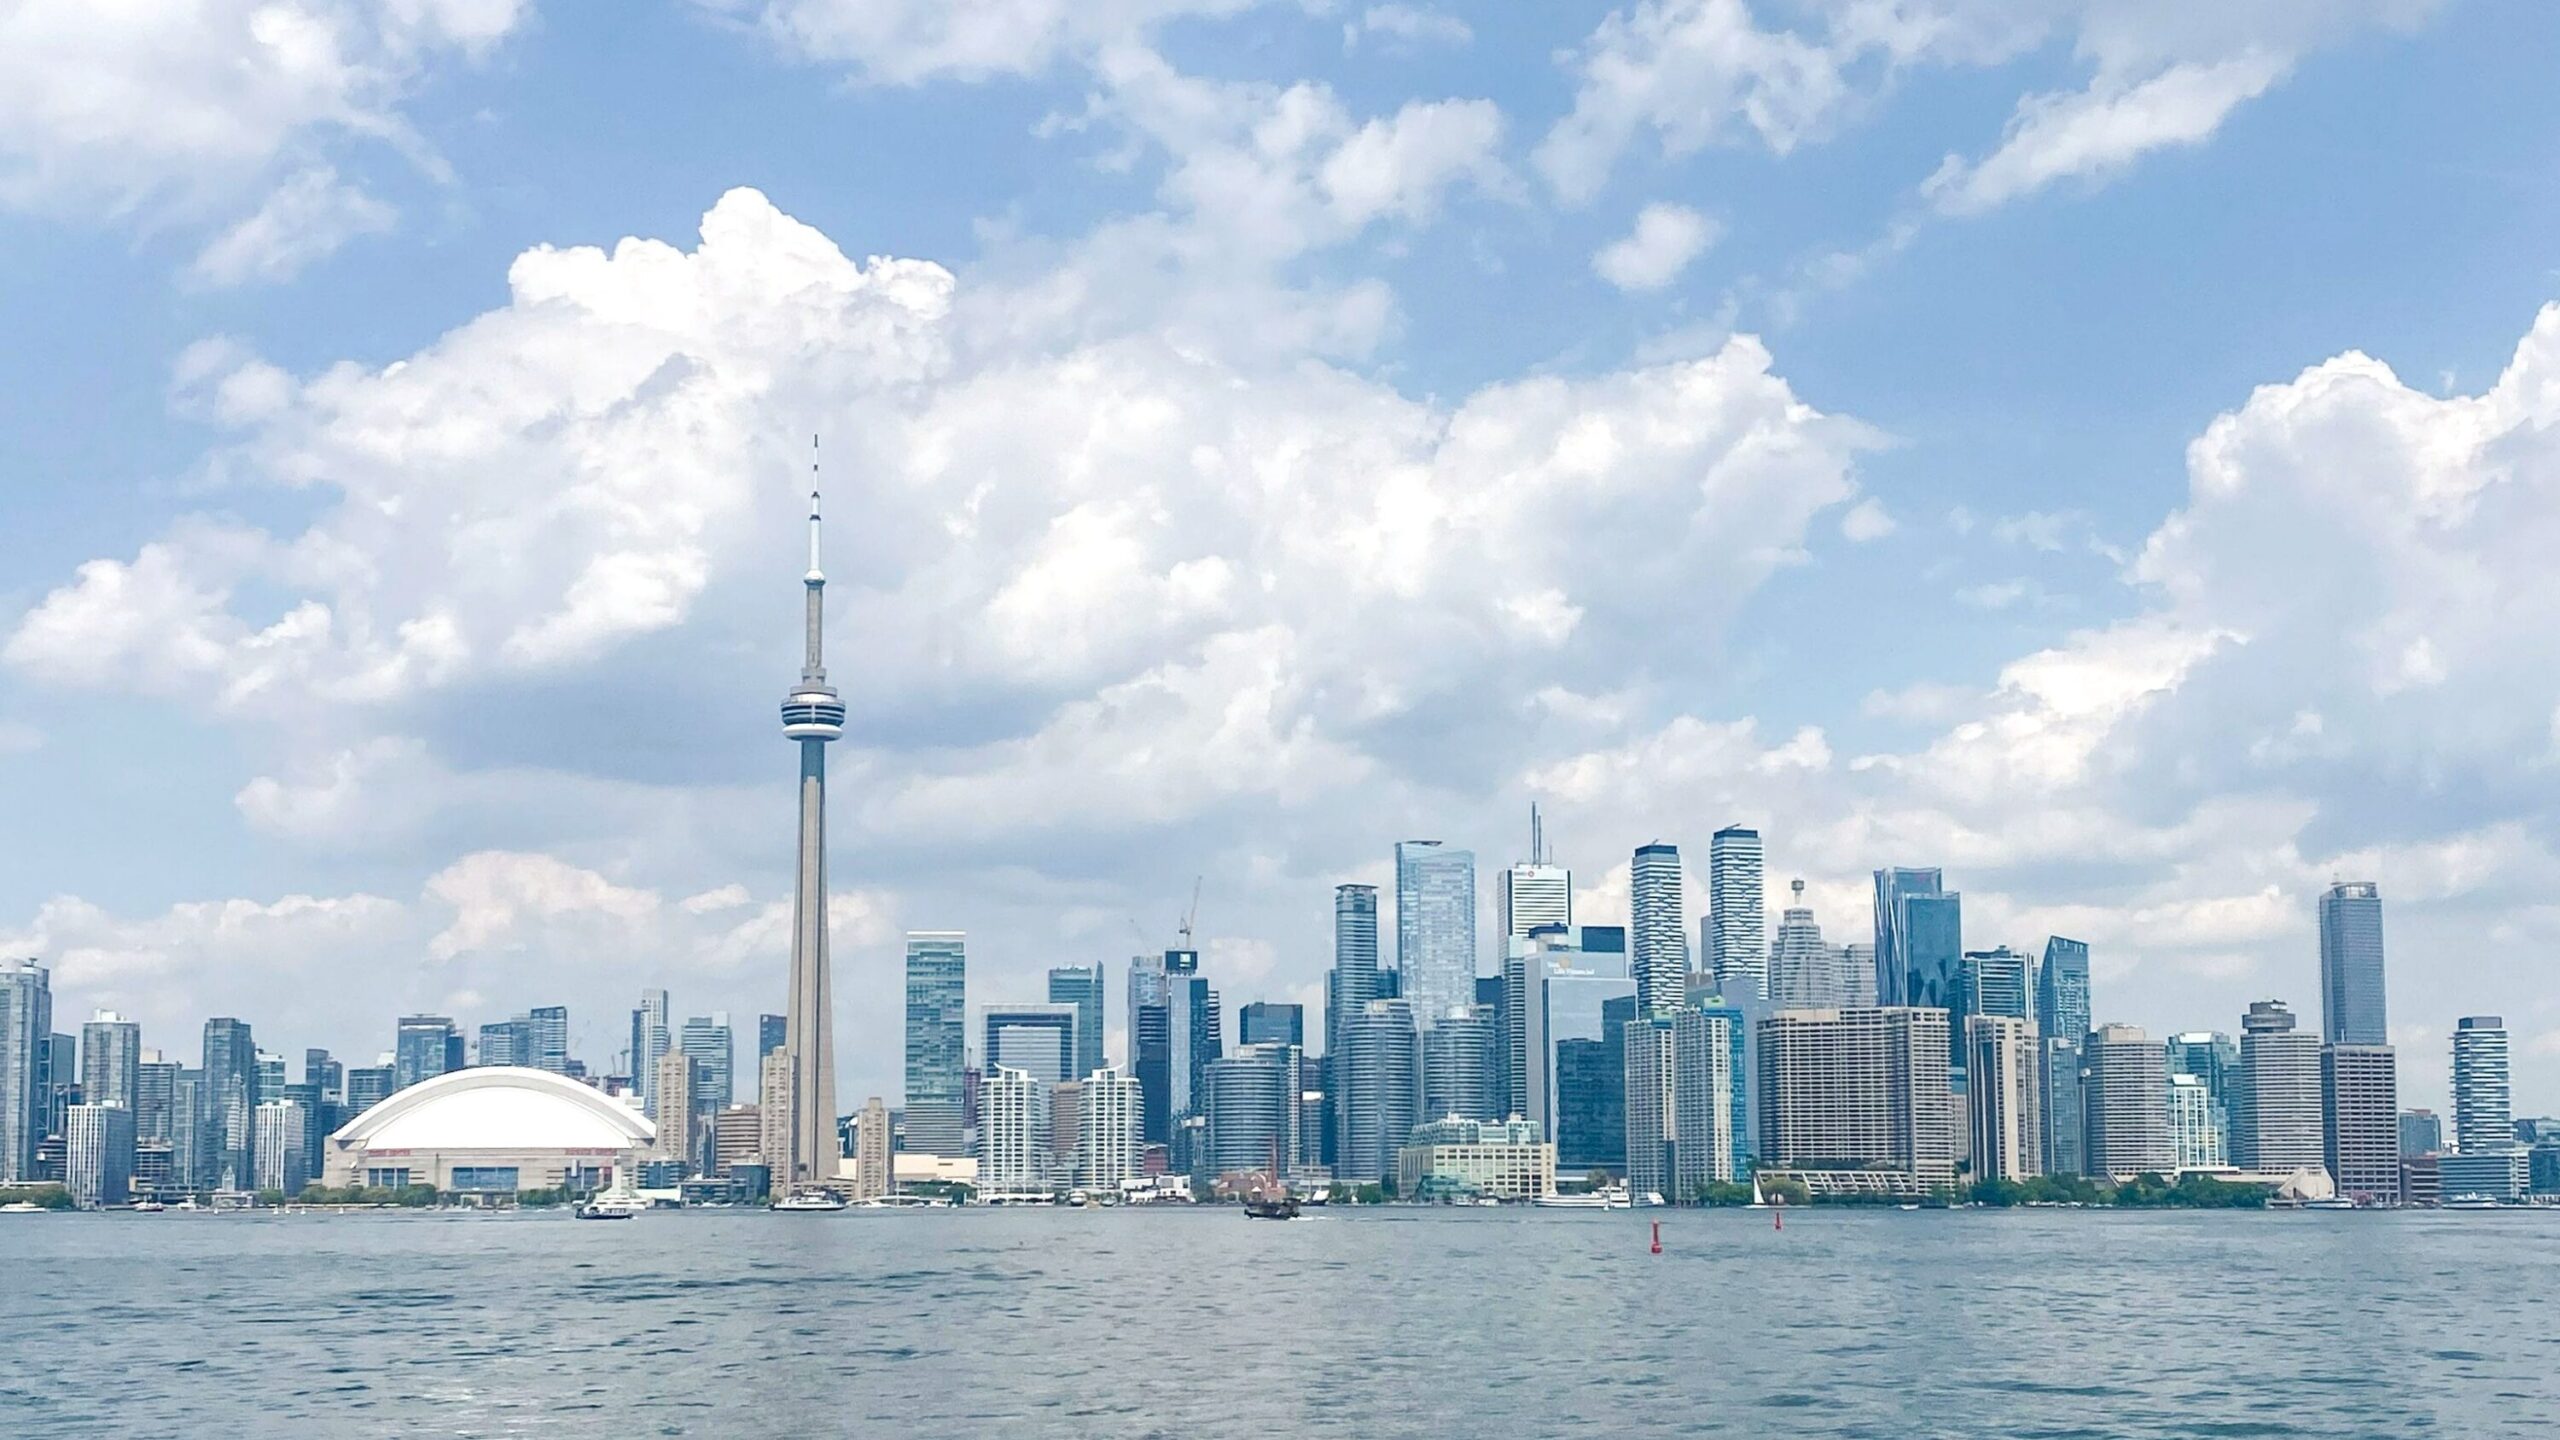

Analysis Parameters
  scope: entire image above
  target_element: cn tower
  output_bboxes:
[779,452,845,1193]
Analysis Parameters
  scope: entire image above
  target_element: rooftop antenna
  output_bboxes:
[1529,801,1545,866]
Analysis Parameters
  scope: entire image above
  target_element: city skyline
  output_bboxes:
[7,6,2560,1121]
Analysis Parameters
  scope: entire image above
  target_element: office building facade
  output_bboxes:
[1046,965,1106,1082]
[2082,1025,2173,1181]
[0,959,51,1183]
[2316,881,2388,1045]
[1336,1000,1421,1184]
[1395,840,1477,1027]
[903,932,968,1155]
[2323,1043,2401,1203]
[2167,1072,2225,1170]
[2231,1001,2324,1174]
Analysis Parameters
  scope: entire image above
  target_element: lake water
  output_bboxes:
[4,1206,2555,1436]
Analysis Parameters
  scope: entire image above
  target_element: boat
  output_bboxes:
[0,1201,44,1214]
[1532,1190,1612,1209]
[1242,1194,1300,1220]
[2442,1197,2507,1211]
[576,1189,648,1220]
[1603,1183,1633,1210]
[2301,1197,2358,1211]
[130,1199,166,1213]
[773,1190,849,1213]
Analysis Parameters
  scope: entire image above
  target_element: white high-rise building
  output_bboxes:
[1395,841,1477,1028]
[65,1102,135,1209]
[1706,827,1766,1000]
[2452,1016,2511,1155]
[978,1066,1051,1197]
[2167,1073,2226,1170]
[1078,1067,1141,1192]
[1757,1007,1956,1193]
[1965,1015,2042,1183]
[253,1099,309,1195]
[1630,843,1689,1017]
[2231,1000,2324,1174]
[2083,1025,2173,1181]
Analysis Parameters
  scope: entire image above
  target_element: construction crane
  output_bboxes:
[1177,876,1202,951]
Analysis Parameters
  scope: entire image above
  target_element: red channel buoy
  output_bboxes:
[1650,1219,1662,1254]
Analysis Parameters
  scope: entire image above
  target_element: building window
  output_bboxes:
[449,1167,521,1192]
[363,1167,412,1189]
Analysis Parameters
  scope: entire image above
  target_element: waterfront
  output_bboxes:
[4,1208,2556,1437]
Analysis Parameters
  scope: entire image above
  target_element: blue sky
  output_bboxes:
[4,0,2558,1112]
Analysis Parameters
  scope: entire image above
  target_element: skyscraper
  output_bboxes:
[984,1005,1079,1085]
[2399,1109,2442,1158]
[0,960,52,1185]
[2082,1025,2172,1181]
[137,1052,179,1146]
[1327,883,1382,1162]
[1965,1015,2043,1183]
[654,1051,696,1169]
[903,933,968,1155]
[1204,1046,1292,1175]
[524,1006,570,1074]
[2231,1001,2323,1174]
[1874,870,1964,1084]
[630,990,669,1113]
[253,1099,309,1194]
[1046,965,1106,1079]
[679,1014,735,1113]
[851,1095,890,1200]
[201,1017,257,1191]
[1079,1067,1141,1192]
[1239,1001,1304,1048]
[1336,999,1421,1184]
[1420,1008,1497,1122]
[476,1018,527,1067]
[1963,948,2032,1022]
[394,1016,460,1093]
[2167,1072,2224,1170]
[2162,1030,2236,1157]
[978,1066,1051,1196]
[2453,1017,2512,1155]
[1768,880,1839,1008]
[1500,803,1571,939]
[2036,937,2091,1046]
[1630,844,1688,1016]
[1395,841,1477,1027]
[1706,826,1766,1000]
[65,1102,135,1209]
[1757,1007,1956,1194]
[2317,881,2388,1046]
[1623,1007,1736,1201]
[2323,1043,2401,1203]
[779,484,847,1194]
[79,1011,140,1113]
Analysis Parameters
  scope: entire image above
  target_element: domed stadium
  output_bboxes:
[321,1066,655,1196]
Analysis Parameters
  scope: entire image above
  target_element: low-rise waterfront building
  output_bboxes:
[1395,1116,1555,1201]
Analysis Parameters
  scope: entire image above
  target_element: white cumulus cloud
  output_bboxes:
[1593,202,1720,291]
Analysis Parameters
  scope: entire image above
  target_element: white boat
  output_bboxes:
[0,1201,45,1214]
[1533,1190,1612,1209]
[131,1199,166,1213]
[577,1182,650,1220]
[773,1190,849,1213]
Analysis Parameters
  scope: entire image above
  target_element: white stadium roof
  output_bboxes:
[332,1066,655,1151]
